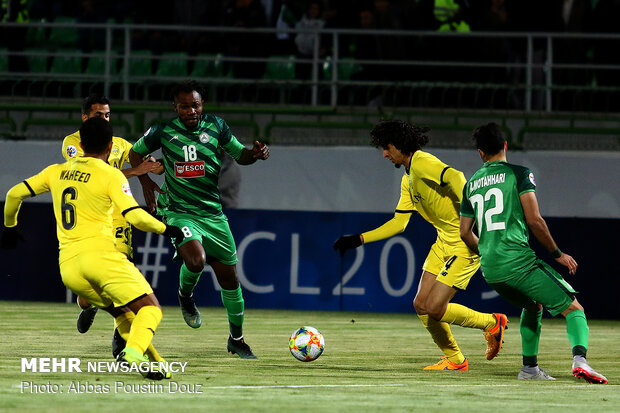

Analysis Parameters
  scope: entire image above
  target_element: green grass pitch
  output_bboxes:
[0,301,618,412]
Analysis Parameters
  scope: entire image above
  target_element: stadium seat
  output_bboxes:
[25,49,50,73]
[127,50,153,76]
[190,53,224,78]
[322,57,362,81]
[25,20,47,48]
[155,52,188,77]
[49,49,83,75]
[48,17,78,49]
[263,55,296,80]
[84,51,117,75]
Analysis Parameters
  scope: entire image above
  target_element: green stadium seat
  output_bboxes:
[26,49,49,73]
[127,50,153,76]
[190,53,224,78]
[263,55,296,80]
[25,20,47,48]
[48,17,78,49]
[49,49,83,74]
[322,57,362,81]
[84,52,117,75]
[155,52,188,77]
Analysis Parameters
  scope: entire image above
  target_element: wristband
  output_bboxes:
[551,249,562,258]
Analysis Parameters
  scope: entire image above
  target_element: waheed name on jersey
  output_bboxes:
[59,169,91,183]
[469,173,506,192]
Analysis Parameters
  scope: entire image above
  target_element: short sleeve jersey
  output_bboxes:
[396,150,471,251]
[62,132,133,169]
[62,132,133,223]
[131,113,245,218]
[23,157,140,259]
[460,160,538,282]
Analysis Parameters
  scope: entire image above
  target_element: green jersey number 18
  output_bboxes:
[182,145,198,161]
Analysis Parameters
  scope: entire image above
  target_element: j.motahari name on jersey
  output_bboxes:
[59,169,91,183]
[469,173,505,191]
[174,161,205,178]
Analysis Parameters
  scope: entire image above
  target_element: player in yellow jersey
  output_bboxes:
[62,94,162,354]
[1,118,184,380]
[334,120,507,371]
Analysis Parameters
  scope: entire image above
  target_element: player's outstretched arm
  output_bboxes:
[2,182,35,248]
[128,149,165,213]
[237,141,270,165]
[333,234,363,256]
[122,156,162,178]
[123,207,184,244]
[520,191,577,275]
[334,212,412,256]
[361,212,412,244]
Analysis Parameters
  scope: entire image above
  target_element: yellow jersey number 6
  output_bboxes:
[61,187,77,230]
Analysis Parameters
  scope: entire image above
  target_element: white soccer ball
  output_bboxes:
[289,326,325,362]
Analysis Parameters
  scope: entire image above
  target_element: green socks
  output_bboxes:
[520,308,542,366]
[179,263,202,296]
[179,264,248,340]
[520,308,589,363]
[565,310,588,357]
[221,286,245,338]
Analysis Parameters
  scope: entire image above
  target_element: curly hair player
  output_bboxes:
[334,119,507,371]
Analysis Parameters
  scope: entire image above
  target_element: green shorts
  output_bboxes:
[163,212,238,266]
[487,259,576,317]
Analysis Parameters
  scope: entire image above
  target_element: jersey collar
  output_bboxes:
[483,160,507,167]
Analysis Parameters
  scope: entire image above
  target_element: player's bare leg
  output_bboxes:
[414,272,466,369]
[426,281,507,360]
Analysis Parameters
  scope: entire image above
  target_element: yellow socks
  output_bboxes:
[114,311,135,339]
[418,314,465,364]
[114,307,163,357]
[419,304,496,365]
[440,303,496,331]
[126,305,162,355]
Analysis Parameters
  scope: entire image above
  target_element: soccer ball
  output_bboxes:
[289,326,325,362]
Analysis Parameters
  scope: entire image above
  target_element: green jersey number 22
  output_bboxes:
[470,188,506,232]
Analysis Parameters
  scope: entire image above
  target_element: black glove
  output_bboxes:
[333,234,362,256]
[163,225,184,244]
[0,226,25,249]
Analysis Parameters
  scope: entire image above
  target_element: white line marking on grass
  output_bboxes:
[201,384,407,389]
[545,384,620,388]
[429,384,620,388]
[429,384,519,387]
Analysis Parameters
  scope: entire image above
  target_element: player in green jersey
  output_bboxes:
[129,80,269,359]
[459,122,607,384]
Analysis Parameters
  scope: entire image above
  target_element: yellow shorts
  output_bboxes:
[422,239,480,290]
[112,217,133,259]
[60,248,152,309]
